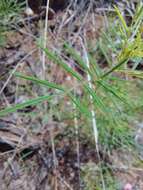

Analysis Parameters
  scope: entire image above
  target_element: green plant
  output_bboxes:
[0,0,24,45]
[0,0,24,25]
[0,3,143,149]
[0,4,143,189]
[81,162,119,190]
[0,0,143,166]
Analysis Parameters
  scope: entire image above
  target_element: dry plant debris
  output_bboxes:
[0,0,143,189]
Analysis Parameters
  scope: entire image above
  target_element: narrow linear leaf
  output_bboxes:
[97,80,128,104]
[44,48,108,114]
[114,5,129,35]
[15,72,65,91]
[117,69,143,79]
[68,93,91,117]
[44,48,82,81]
[15,73,91,118]
[0,95,52,117]
[101,58,129,78]
[64,42,93,77]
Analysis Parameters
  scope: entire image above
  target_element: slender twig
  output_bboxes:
[42,0,50,79]
[0,49,37,95]
[49,126,58,190]
[73,88,81,190]
[80,37,106,190]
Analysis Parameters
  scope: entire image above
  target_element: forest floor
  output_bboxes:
[0,1,143,190]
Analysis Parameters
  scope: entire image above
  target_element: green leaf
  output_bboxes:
[15,72,65,91]
[0,95,52,117]
[44,48,82,81]
[15,72,91,117]
[63,42,94,77]
[114,5,129,37]
[101,58,129,78]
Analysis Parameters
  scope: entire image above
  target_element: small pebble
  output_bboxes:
[25,7,34,16]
